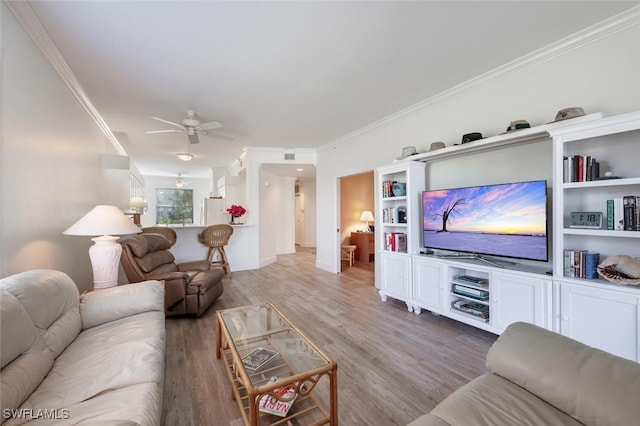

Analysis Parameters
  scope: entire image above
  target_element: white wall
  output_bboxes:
[1,4,126,291]
[274,176,297,254]
[315,15,640,273]
[297,178,317,248]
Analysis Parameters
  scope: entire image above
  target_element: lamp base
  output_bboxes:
[89,235,122,290]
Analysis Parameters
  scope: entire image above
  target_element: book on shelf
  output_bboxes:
[563,250,600,279]
[382,205,407,224]
[623,195,638,231]
[382,180,398,198]
[384,232,407,252]
[608,196,640,231]
[563,155,600,182]
[241,347,279,373]
[455,275,488,287]
[614,198,624,230]
[397,205,407,223]
[259,377,297,417]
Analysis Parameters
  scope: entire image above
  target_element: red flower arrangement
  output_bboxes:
[226,204,247,218]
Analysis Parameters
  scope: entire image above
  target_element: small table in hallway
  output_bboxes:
[216,303,338,425]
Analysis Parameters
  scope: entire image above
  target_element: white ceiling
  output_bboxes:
[27,1,636,178]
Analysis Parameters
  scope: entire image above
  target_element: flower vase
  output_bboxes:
[230,215,235,225]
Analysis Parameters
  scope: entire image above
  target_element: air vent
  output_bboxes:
[284,152,295,160]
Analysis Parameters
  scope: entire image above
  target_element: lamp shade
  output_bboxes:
[129,196,146,210]
[63,205,141,236]
[360,211,375,222]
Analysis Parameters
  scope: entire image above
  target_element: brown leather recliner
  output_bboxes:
[120,233,224,317]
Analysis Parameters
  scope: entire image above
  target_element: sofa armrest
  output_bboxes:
[80,280,164,330]
[486,322,640,426]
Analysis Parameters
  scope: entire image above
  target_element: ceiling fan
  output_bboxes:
[145,110,232,144]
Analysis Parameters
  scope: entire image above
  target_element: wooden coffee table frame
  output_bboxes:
[216,303,338,425]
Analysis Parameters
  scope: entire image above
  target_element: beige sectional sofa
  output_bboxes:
[408,321,640,426]
[1,269,165,425]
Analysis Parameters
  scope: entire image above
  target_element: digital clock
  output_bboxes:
[569,212,603,229]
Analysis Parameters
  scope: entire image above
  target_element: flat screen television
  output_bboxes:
[422,180,548,265]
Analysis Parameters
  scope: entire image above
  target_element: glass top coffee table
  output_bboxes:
[216,303,338,425]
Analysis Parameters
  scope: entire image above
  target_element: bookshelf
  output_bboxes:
[376,161,425,309]
[551,111,640,361]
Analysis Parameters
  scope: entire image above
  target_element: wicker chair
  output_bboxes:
[198,224,234,275]
[141,226,177,246]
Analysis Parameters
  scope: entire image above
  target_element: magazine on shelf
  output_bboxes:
[455,275,488,288]
[241,347,278,373]
[452,299,489,319]
[259,377,298,417]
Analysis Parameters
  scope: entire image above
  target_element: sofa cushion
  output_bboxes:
[0,292,54,419]
[486,322,640,426]
[18,310,165,420]
[430,374,583,426]
[0,269,81,358]
[135,249,175,273]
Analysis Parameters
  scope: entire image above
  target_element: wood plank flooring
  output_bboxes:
[162,249,497,425]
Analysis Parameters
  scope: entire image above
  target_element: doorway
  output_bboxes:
[339,171,375,275]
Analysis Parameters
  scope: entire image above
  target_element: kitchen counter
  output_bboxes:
[152,224,258,271]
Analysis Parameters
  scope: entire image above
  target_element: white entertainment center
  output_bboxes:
[376,110,640,362]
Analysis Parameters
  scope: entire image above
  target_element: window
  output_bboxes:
[156,188,194,224]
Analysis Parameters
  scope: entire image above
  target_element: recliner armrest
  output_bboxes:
[146,271,189,281]
[177,260,211,272]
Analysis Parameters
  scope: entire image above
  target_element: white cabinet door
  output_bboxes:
[412,257,444,315]
[379,252,411,311]
[559,282,640,362]
[491,272,551,332]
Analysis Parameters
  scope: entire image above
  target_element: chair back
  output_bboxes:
[141,226,177,246]
[198,224,234,248]
[120,234,178,284]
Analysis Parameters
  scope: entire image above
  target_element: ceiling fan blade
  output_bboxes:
[199,120,222,131]
[150,116,185,129]
[188,133,200,144]
[144,129,183,134]
[207,131,235,141]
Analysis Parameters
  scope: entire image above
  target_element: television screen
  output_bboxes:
[422,180,548,262]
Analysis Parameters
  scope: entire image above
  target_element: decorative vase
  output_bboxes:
[230,214,236,224]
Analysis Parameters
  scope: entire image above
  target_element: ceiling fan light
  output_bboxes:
[176,153,193,161]
[176,178,184,188]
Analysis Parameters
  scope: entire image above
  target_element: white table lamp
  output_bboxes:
[64,205,141,290]
[360,210,375,232]
[129,196,147,226]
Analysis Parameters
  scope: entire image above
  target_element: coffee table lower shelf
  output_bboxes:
[220,347,333,426]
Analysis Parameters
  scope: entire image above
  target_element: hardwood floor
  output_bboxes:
[162,250,497,425]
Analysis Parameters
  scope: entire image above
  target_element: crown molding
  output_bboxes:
[324,5,640,149]
[4,0,127,156]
